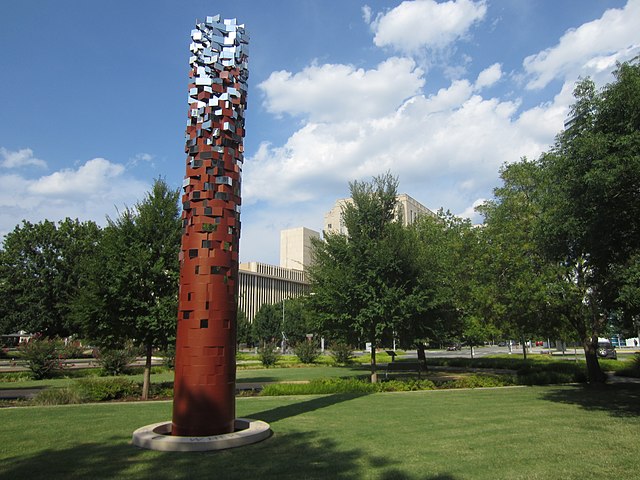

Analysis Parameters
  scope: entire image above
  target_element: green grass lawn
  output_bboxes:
[1,384,638,479]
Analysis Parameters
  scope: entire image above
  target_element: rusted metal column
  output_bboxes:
[172,15,249,437]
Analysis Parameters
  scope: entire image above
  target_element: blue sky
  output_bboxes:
[1,0,638,265]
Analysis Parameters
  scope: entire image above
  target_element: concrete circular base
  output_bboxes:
[132,418,271,452]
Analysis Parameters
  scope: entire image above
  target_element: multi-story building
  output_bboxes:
[280,227,320,271]
[323,193,435,234]
[238,261,309,323]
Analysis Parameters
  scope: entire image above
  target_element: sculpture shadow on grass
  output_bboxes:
[541,383,640,418]
[248,392,366,424]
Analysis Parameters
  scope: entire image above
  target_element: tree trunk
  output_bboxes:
[417,343,427,368]
[142,343,153,400]
[470,344,475,359]
[370,343,378,384]
[521,337,527,360]
[583,336,606,383]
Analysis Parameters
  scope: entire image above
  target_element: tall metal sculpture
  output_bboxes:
[172,15,249,437]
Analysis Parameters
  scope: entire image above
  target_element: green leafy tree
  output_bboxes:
[252,303,282,346]
[537,60,640,382]
[310,173,422,382]
[282,296,318,344]
[396,212,464,357]
[73,178,181,398]
[478,160,570,359]
[236,310,253,347]
[0,218,101,337]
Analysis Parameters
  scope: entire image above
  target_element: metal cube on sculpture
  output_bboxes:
[172,15,249,438]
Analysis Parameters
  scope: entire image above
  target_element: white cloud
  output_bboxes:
[28,158,126,196]
[244,78,551,222]
[240,1,640,264]
[1,147,47,169]
[0,157,149,241]
[362,5,372,24]
[475,63,502,90]
[457,197,486,220]
[368,0,487,54]
[523,0,640,89]
[258,57,425,122]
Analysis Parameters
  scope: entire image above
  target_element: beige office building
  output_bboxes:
[280,227,320,271]
[238,261,309,323]
[323,193,435,234]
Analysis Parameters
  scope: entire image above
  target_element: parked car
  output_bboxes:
[597,339,617,359]
[447,344,462,351]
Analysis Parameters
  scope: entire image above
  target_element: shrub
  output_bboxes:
[261,377,374,396]
[94,344,139,376]
[75,377,140,401]
[161,344,176,369]
[437,374,515,389]
[19,336,66,379]
[293,340,320,364]
[0,372,32,383]
[330,341,354,365]
[258,342,279,368]
[378,379,437,392]
[261,377,438,396]
[149,381,174,399]
[33,387,84,406]
[517,370,585,385]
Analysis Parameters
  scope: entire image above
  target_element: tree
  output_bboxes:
[236,310,253,347]
[73,178,181,398]
[537,60,640,382]
[398,212,465,357]
[252,303,282,346]
[310,173,422,382]
[282,296,319,344]
[478,160,569,359]
[0,218,101,337]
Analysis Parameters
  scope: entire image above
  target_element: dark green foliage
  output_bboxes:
[517,370,586,385]
[75,377,140,401]
[148,381,174,399]
[477,160,567,357]
[252,303,282,344]
[236,310,253,346]
[329,341,354,364]
[257,342,279,367]
[261,378,376,395]
[534,60,640,381]
[72,178,181,399]
[435,374,515,389]
[94,344,139,376]
[0,218,101,337]
[0,371,31,382]
[32,387,83,405]
[310,172,424,382]
[19,336,66,379]
[293,340,320,364]
[282,296,318,344]
[260,377,438,396]
[161,343,175,369]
